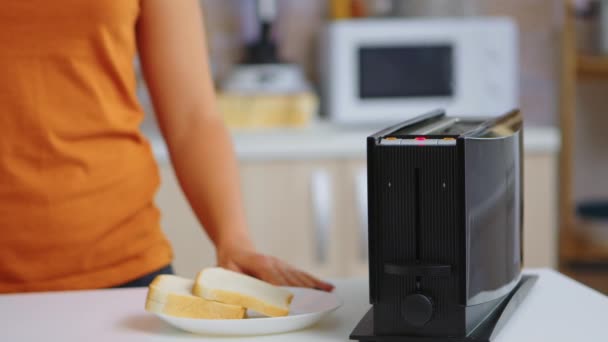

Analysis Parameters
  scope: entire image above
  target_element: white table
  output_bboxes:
[0,269,606,342]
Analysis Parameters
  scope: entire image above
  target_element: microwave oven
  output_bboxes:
[320,18,518,125]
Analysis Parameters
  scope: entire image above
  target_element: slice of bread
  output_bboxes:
[193,267,294,317]
[145,274,245,319]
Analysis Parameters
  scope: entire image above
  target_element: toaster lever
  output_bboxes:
[384,263,451,277]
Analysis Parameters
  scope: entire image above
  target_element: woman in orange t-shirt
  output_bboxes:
[0,1,333,293]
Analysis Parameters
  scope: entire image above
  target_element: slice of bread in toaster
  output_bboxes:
[193,267,294,317]
[145,274,246,319]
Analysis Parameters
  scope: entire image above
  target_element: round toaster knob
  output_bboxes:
[402,293,433,326]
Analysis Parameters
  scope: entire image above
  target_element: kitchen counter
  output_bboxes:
[143,121,560,163]
[1,269,606,341]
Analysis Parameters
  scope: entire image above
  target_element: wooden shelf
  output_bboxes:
[560,267,608,294]
[560,226,608,263]
[560,2,608,274]
[577,54,608,79]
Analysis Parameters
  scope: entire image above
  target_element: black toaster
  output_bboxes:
[351,109,537,342]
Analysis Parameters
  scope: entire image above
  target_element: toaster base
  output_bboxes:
[350,274,538,342]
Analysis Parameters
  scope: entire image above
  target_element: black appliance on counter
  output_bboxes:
[350,109,537,342]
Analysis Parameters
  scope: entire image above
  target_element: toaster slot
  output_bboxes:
[414,167,422,290]
[414,168,421,262]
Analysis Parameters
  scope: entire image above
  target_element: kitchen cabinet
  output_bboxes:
[337,160,370,277]
[238,161,343,278]
[560,1,608,271]
[522,154,558,268]
[157,150,558,279]
[156,161,344,278]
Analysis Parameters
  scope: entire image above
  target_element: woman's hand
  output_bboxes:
[137,1,333,293]
[216,242,335,292]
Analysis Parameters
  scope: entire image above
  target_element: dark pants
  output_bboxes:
[114,264,174,288]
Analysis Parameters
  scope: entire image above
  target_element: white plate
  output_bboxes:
[156,287,342,336]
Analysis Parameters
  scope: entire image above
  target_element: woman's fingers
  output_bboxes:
[277,266,303,287]
[275,261,316,288]
[222,248,335,291]
[292,270,317,288]
[254,256,290,286]
[280,263,335,292]
[300,271,335,292]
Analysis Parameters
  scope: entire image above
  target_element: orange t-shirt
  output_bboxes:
[0,2,173,292]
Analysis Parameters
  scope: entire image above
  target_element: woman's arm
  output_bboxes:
[136,0,332,291]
